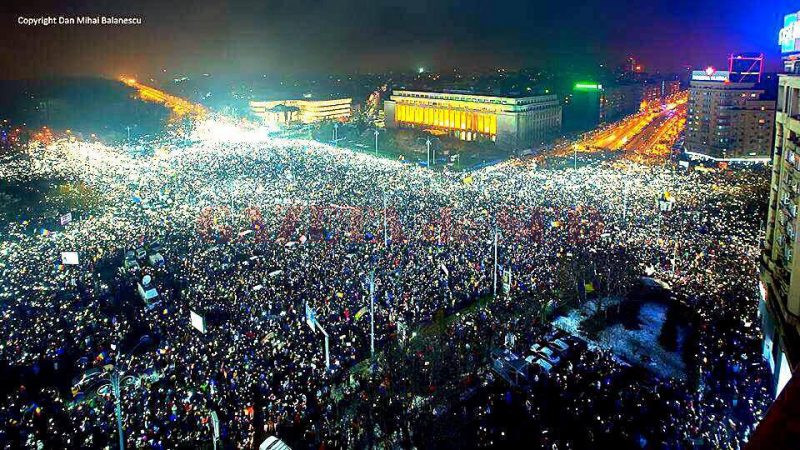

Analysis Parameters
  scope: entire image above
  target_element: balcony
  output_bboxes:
[789,115,800,133]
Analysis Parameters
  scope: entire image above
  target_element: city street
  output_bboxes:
[561,92,688,163]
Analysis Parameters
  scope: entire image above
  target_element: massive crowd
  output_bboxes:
[0,120,774,448]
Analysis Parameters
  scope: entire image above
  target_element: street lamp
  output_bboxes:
[573,143,578,170]
[493,225,499,297]
[382,191,389,247]
[97,335,151,450]
[417,136,438,167]
[333,123,339,144]
[373,129,380,156]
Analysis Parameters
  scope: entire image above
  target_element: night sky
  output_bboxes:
[1,0,797,79]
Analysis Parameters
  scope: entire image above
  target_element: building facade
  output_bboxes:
[603,84,643,122]
[662,80,682,98]
[250,98,352,125]
[685,70,775,161]
[762,73,800,397]
[641,83,662,110]
[563,83,644,134]
[563,84,603,133]
[383,90,562,150]
[761,16,800,398]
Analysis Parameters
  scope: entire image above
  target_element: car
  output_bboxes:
[535,359,554,373]
[259,436,292,450]
[123,258,140,270]
[551,338,569,352]
[538,346,561,365]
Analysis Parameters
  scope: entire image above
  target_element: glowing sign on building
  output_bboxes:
[691,69,730,82]
[780,11,800,54]
[574,83,602,90]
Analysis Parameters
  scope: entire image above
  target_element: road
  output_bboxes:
[624,104,686,152]
[587,110,659,150]
[120,77,207,119]
[559,91,688,163]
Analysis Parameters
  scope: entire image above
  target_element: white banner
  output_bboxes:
[60,212,72,226]
[190,310,207,333]
[61,252,79,265]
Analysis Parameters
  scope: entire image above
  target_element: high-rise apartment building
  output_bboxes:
[662,80,681,98]
[761,10,800,399]
[685,68,775,161]
[641,83,662,110]
[563,83,643,133]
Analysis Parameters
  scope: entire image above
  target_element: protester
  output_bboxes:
[0,121,771,449]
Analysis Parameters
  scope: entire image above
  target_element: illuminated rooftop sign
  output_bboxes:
[780,11,800,54]
[574,83,602,90]
[691,69,730,82]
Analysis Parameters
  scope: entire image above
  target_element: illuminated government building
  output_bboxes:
[384,90,562,150]
[249,98,352,125]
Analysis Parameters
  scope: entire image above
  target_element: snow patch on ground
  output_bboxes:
[553,299,686,380]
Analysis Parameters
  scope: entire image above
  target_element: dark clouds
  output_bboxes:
[0,0,796,79]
